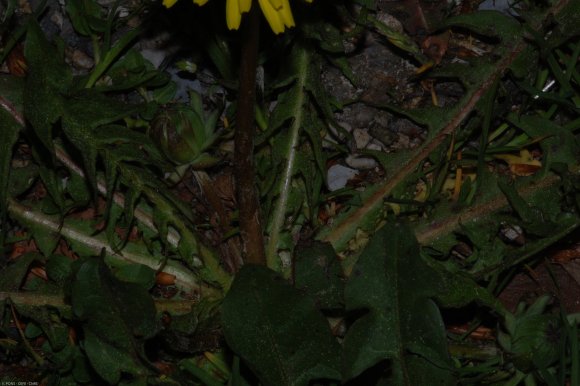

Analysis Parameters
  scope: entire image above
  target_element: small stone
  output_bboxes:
[345,155,377,170]
[141,48,166,69]
[367,140,385,151]
[327,164,358,191]
[68,48,94,70]
[50,11,64,29]
[352,128,371,149]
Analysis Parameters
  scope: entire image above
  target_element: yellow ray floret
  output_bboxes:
[226,0,253,30]
[268,0,283,8]
[226,0,242,30]
[257,0,295,34]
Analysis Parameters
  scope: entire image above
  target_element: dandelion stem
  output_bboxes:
[234,4,266,266]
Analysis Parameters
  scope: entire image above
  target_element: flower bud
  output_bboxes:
[149,106,203,165]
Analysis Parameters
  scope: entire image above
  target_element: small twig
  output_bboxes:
[234,5,266,266]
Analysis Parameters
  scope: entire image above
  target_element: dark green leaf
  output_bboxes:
[0,252,40,291]
[62,90,143,133]
[85,27,142,88]
[65,171,91,204]
[343,223,454,384]
[30,146,66,210]
[317,22,345,54]
[16,306,69,351]
[23,21,71,152]
[65,0,104,36]
[180,359,226,386]
[294,241,345,310]
[71,257,157,336]
[498,178,558,237]
[371,16,425,63]
[509,45,539,80]
[45,343,75,373]
[264,76,300,137]
[16,208,59,256]
[0,104,20,224]
[456,222,506,274]
[70,258,157,381]
[101,49,169,92]
[61,89,143,196]
[302,107,328,179]
[553,0,580,37]
[83,329,148,384]
[508,113,579,168]
[44,344,92,383]
[222,265,341,386]
[152,80,178,104]
[442,11,521,41]
[45,254,73,286]
[511,314,562,371]
[205,34,234,81]
[113,263,156,289]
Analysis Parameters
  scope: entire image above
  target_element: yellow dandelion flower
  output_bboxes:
[162,0,312,34]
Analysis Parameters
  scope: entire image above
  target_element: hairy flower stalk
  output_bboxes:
[162,0,313,34]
